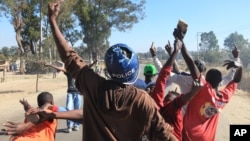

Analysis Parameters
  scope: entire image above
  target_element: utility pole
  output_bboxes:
[39,0,43,56]
[36,0,43,92]
[197,32,203,59]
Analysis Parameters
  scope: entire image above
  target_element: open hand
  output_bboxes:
[2,121,28,135]
[19,98,32,111]
[223,60,242,70]
[19,98,30,106]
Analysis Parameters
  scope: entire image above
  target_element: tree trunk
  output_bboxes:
[89,48,93,64]
[92,51,97,62]
[19,54,25,74]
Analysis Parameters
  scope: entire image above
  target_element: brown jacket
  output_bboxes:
[62,50,173,141]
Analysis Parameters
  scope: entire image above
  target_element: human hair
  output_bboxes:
[37,92,54,107]
[194,59,206,73]
[205,69,222,88]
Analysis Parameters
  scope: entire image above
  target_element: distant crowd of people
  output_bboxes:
[2,1,243,141]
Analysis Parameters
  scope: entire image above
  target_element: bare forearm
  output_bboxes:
[49,18,71,61]
[49,17,86,78]
[167,49,180,74]
[24,105,32,112]
[164,50,178,67]
[181,43,200,79]
[233,67,242,83]
[47,64,66,72]
[172,61,180,74]
[181,91,197,103]
[54,109,83,120]
[3,121,36,135]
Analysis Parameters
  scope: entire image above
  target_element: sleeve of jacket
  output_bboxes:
[138,91,173,141]
[150,66,172,109]
[152,56,163,72]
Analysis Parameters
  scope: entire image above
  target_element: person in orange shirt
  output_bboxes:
[9,92,59,141]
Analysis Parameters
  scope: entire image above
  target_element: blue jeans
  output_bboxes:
[66,92,82,128]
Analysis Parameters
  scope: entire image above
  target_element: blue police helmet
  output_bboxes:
[104,43,139,84]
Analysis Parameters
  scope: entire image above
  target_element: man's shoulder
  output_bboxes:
[133,78,147,90]
[121,84,149,98]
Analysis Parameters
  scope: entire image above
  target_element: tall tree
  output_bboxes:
[224,32,250,67]
[53,0,81,48]
[1,47,10,58]
[197,31,220,62]
[74,0,146,61]
[200,31,219,51]
[59,15,82,48]
[0,0,29,74]
[224,32,249,51]
[44,0,82,60]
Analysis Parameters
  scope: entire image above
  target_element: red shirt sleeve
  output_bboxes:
[219,81,237,102]
[150,66,172,109]
[51,105,59,112]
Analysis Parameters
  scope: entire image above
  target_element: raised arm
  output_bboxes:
[223,60,242,83]
[181,43,201,80]
[179,40,200,80]
[150,42,163,71]
[164,40,182,68]
[48,2,86,77]
[151,39,182,108]
[221,44,241,85]
[45,63,66,73]
[172,22,200,80]
[165,40,181,74]
[233,66,242,83]
[19,98,32,112]
[48,2,71,60]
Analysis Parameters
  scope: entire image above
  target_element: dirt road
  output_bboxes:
[0,68,250,141]
[0,72,82,141]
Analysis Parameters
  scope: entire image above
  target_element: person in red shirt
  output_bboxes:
[150,38,203,141]
[174,27,243,141]
[8,92,59,141]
